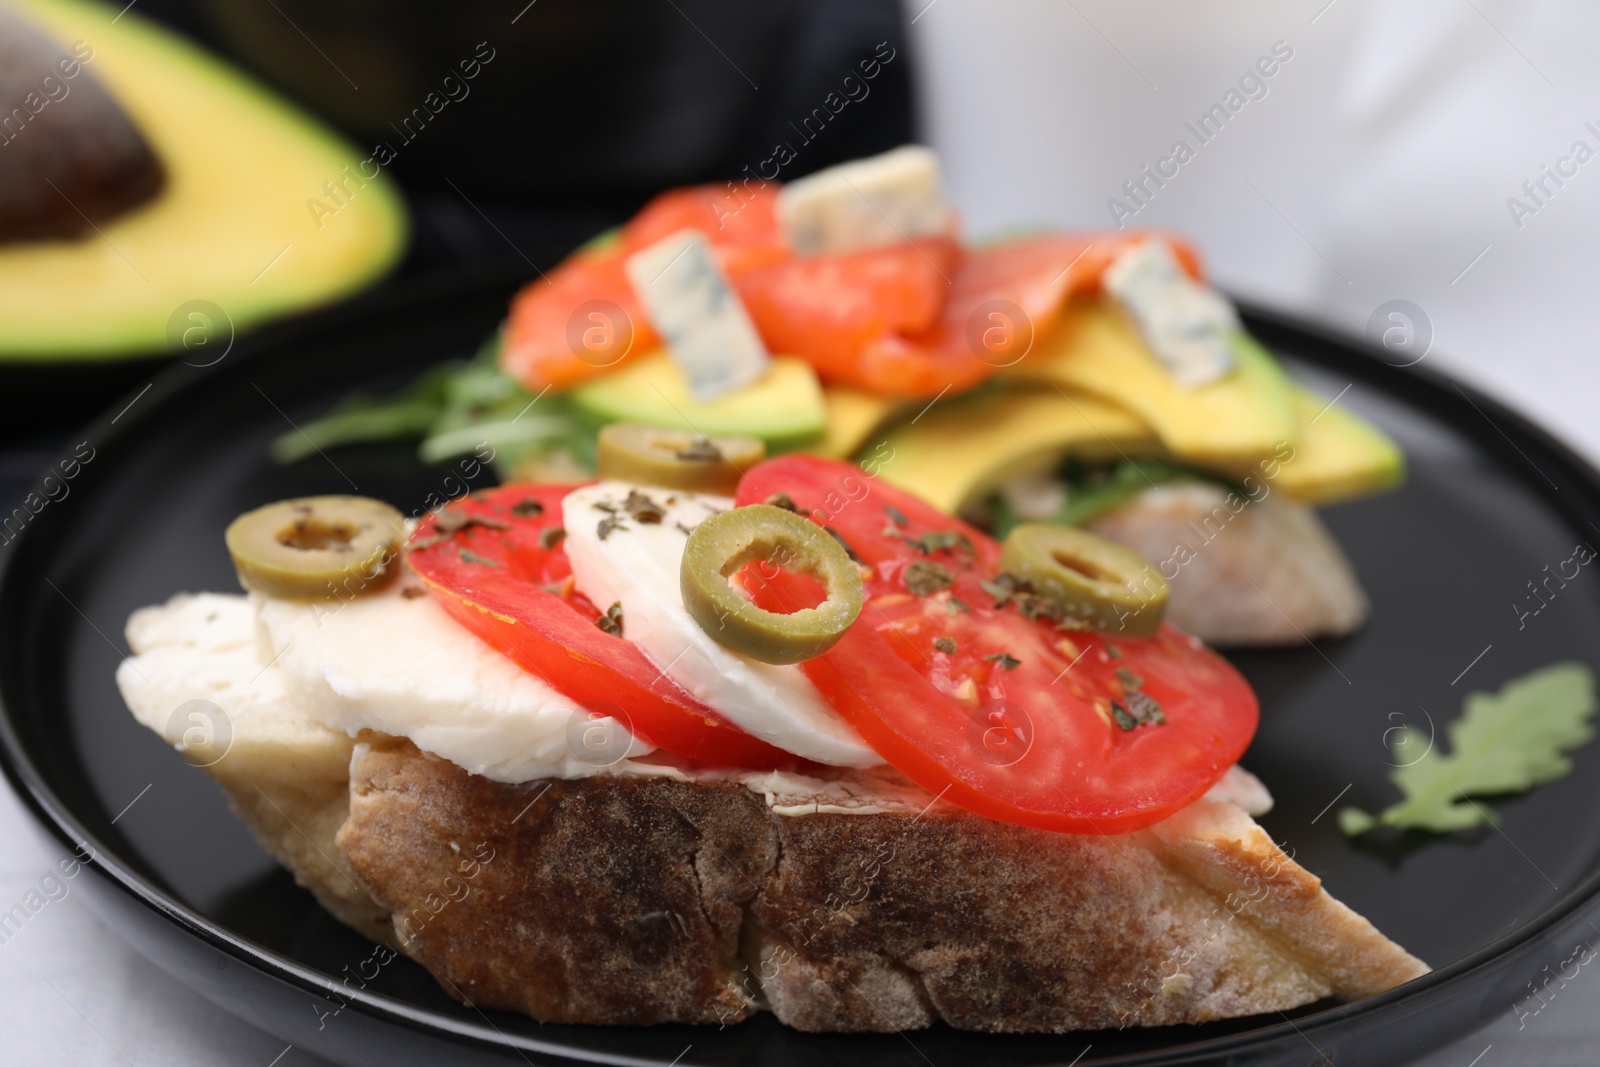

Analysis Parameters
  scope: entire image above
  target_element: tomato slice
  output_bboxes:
[736,455,1258,834]
[405,484,792,769]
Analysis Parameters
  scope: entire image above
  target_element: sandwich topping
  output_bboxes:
[405,483,792,770]
[193,470,1258,834]
[557,482,879,767]
[388,455,1255,833]
[679,502,865,665]
[730,456,1257,834]
[129,149,1414,836]
[254,584,655,782]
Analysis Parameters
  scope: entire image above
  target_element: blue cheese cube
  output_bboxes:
[625,229,770,402]
[776,145,950,255]
[1103,241,1238,389]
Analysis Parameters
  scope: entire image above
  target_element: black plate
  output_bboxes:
[4,266,1600,1067]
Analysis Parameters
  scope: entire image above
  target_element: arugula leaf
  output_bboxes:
[271,331,591,476]
[985,457,1242,538]
[1057,459,1188,527]
[268,363,454,463]
[1339,662,1597,835]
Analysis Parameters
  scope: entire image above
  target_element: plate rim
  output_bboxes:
[3,272,1599,1064]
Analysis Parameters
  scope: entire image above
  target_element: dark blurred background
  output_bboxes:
[0,0,916,441]
[135,0,915,272]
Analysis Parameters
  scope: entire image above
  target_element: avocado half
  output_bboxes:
[0,0,407,362]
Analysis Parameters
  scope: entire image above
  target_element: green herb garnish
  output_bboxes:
[978,571,1079,627]
[538,527,566,550]
[1124,690,1166,725]
[458,547,499,566]
[624,489,665,524]
[436,506,510,535]
[1110,692,1164,730]
[433,505,471,533]
[980,577,1015,609]
[907,529,973,557]
[984,651,1021,671]
[1340,663,1597,835]
[904,560,954,597]
[985,456,1247,538]
[595,601,624,637]
[885,505,909,527]
[933,636,957,654]
[511,499,544,517]
[597,516,625,540]
[764,492,799,512]
[269,332,591,476]
[676,437,722,463]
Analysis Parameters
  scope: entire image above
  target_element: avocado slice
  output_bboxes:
[867,385,1155,514]
[569,351,827,452]
[0,9,164,242]
[868,377,1400,517]
[1262,386,1404,504]
[810,387,904,460]
[1006,297,1297,465]
[0,0,405,360]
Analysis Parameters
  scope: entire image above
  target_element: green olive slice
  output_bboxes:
[999,523,1168,637]
[681,504,864,664]
[597,423,764,495]
[225,495,406,600]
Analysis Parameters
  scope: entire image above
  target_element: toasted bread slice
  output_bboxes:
[338,738,1426,1032]
[118,592,1426,1032]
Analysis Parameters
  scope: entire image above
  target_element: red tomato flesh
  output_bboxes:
[405,484,793,769]
[736,456,1259,834]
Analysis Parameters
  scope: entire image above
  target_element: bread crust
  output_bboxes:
[337,739,775,1025]
[1087,483,1369,647]
[338,740,1427,1032]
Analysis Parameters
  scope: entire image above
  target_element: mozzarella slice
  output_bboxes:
[776,145,950,255]
[562,482,884,768]
[118,592,328,754]
[1103,240,1238,388]
[255,582,653,782]
[625,228,770,402]
[118,592,1271,815]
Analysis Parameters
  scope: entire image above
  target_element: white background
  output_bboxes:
[4,0,1600,1063]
